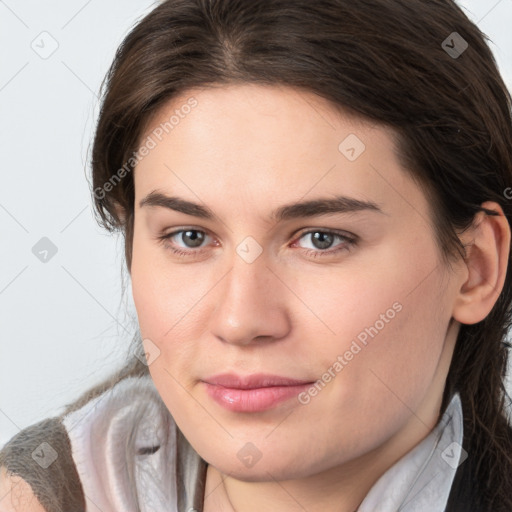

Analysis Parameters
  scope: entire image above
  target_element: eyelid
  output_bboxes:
[293,227,357,242]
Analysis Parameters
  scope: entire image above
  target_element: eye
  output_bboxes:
[171,229,208,248]
[157,228,213,257]
[291,229,356,258]
[156,227,357,260]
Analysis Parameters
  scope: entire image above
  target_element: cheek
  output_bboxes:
[320,257,450,422]
[281,267,451,466]
[131,252,202,426]
[130,237,208,402]
[306,238,450,399]
[131,266,202,385]
[130,235,193,339]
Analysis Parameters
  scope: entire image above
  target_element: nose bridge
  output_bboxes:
[228,250,273,304]
[209,248,290,345]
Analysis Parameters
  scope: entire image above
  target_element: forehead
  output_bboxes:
[132,83,427,225]
[138,83,375,151]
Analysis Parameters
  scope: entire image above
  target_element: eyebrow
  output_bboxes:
[139,191,384,222]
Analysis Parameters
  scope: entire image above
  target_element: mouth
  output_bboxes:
[201,373,315,412]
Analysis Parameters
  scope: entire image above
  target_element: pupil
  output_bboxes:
[183,230,204,247]
[312,232,333,249]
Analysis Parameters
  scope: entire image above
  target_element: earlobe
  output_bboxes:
[452,201,511,325]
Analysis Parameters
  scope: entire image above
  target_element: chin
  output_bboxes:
[204,448,324,482]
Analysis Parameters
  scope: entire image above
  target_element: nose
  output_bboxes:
[208,253,291,346]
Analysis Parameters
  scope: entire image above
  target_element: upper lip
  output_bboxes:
[202,373,314,389]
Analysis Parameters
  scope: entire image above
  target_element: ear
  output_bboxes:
[452,201,511,325]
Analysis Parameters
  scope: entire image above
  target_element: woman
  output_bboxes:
[1,0,512,510]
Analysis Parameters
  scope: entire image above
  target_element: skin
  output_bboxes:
[0,467,46,512]
[128,83,510,512]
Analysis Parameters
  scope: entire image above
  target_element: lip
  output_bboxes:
[201,373,314,412]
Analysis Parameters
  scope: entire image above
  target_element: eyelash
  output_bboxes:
[156,228,357,260]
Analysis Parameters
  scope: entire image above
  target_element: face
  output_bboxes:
[130,83,461,481]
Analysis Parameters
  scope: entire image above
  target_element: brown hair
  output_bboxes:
[3,0,512,510]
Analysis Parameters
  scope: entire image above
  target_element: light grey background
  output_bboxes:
[1,0,512,448]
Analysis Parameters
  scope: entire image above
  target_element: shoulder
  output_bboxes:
[0,416,85,512]
[0,375,178,512]
[0,466,46,512]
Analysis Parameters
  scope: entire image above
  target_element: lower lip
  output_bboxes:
[203,382,313,412]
